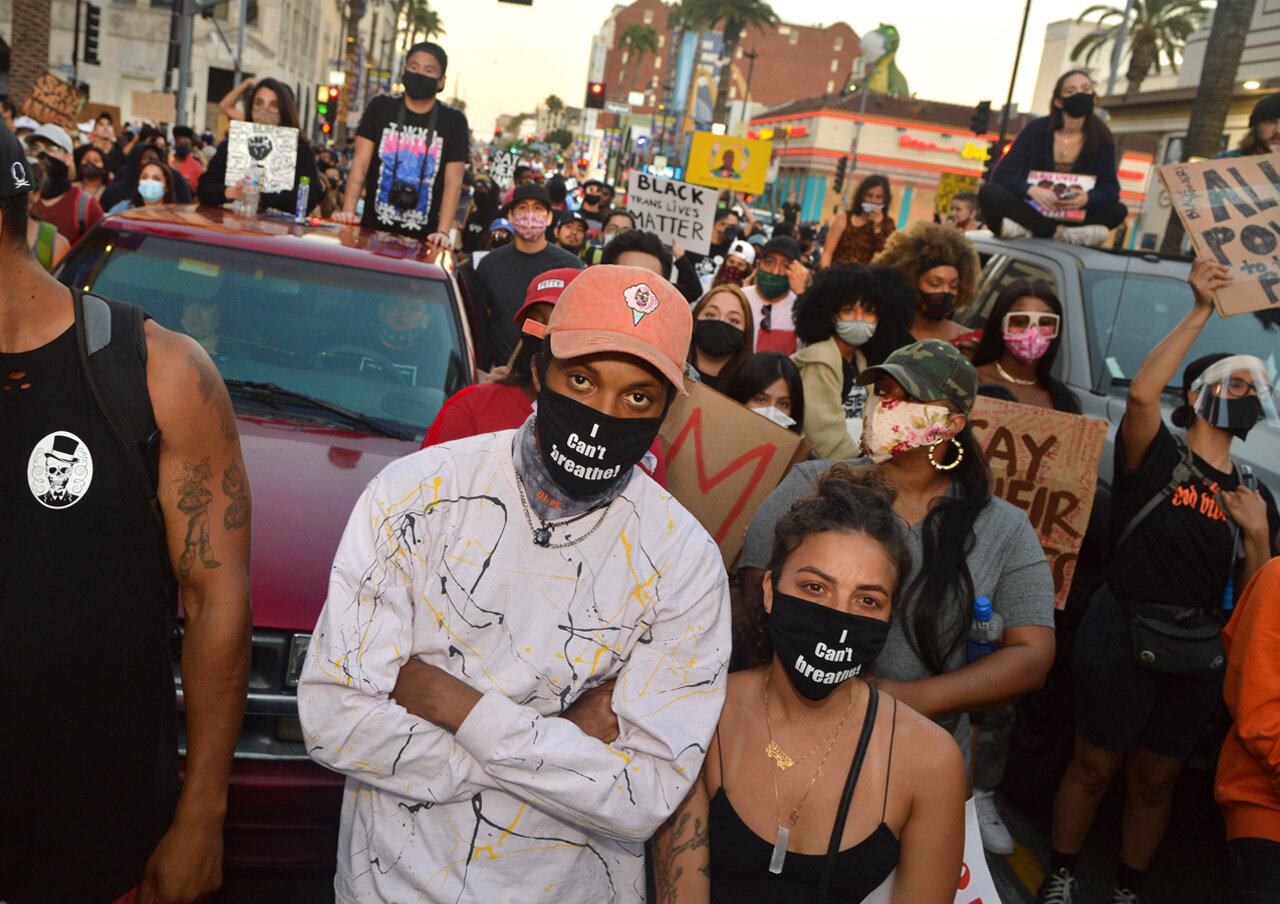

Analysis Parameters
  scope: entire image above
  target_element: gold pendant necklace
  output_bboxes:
[996,360,1037,386]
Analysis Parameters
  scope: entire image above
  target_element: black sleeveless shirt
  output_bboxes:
[0,325,178,904]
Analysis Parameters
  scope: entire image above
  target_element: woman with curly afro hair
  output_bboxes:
[871,220,981,352]
[792,264,916,458]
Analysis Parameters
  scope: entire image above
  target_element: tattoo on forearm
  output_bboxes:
[654,811,710,901]
[176,458,221,579]
[189,353,238,442]
[222,460,250,530]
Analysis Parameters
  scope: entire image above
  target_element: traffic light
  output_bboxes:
[970,100,992,135]
[585,82,606,110]
[983,139,1003,180]
[83,3,101,65]
[834,155,850,193]
[317,86,339,135]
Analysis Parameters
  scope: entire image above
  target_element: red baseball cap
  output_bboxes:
[523,265,692,391]
[513,268,581,325]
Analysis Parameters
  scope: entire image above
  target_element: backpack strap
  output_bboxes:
[33,220,57,271]
[73,289,176,610]
[76,190,90,235]
[1115,434,1198,552]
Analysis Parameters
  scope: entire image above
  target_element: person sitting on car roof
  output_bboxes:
[298,264,730,904]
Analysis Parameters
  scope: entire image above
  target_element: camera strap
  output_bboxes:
[390,96,442,191]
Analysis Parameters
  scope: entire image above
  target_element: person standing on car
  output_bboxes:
[298,265,730,904]
[0,119,252,904]
[820,174,896,269]
[333,42,469,246]
[1037,257,1280,904]
[978,69,1127,247]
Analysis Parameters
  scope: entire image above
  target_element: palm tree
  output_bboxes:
[1071,0,1209,94]
[617,23,661,102]
[685,0,779,126]
[404,1,445,49]
[544,94,565,130]
[1160,0,1257,252]
[10,0,51,107]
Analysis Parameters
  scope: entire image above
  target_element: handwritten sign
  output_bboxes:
[21,75,81,129]
[130,90,176,124]
[862,798,1002,904]
[1157,152,1280,316]
[968,397,1107,610]
[659,381,811,567]
[626,172,719,256]
[686,131,772,195]
[225,120,299,194]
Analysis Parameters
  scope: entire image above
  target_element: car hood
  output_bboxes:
[238,416,417,630]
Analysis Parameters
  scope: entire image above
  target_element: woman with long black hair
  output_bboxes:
[739,340,1056,768]
[971,278,1080,413]
[978,70,1128,246]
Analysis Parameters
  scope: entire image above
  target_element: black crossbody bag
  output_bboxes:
[1112,435,1240,675]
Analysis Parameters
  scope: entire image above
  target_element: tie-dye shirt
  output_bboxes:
[298,428,731,903]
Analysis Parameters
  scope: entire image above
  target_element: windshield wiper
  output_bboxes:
[225,380,415,440]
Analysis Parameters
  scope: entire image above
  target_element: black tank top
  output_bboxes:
[0,325,178,904]
[709,697,900,904]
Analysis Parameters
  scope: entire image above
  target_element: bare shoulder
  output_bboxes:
[725,667,765,706]
[143,320,238,442]
[882,693,964,778]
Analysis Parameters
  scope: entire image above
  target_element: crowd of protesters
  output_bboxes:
[4,46,1280,904]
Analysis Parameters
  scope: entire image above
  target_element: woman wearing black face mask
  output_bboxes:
[688,285,755,390]
[871,220,981,352]
[653,466,966,904]
[1037,257,1280,904]
[978,69,1129,247]
[72,144,110,201]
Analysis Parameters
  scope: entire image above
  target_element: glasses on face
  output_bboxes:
[1216,377,1273,400]
[1003,311,1060,338]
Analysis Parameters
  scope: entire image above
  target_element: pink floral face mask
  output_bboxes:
[859,396,952,463]
[511,210,549,241]
[1002,327,1053,364]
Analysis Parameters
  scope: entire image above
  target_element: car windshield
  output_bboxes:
[58,228,469,438]
[1084,270,1280,391]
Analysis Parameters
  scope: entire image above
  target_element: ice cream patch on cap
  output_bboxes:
[624,283,660,325]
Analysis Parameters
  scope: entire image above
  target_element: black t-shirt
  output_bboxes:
[1107,420,1279,610]
[471,242,586,367]
[781,201,801,223]
[357,95,470,237]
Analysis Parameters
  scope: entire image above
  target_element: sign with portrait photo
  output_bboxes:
[224,120,299,194]
[1027,170,1094,222]
[686,131,772,195]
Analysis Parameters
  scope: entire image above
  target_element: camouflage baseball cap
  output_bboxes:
[857,339,978,414]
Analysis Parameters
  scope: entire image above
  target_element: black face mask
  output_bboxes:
[1204,394,1264,441]
[693,319,745,358]
[584,192,601,206]
[39,155,71,197]
[919,290,957,321]
[767,590,890,701]
[402,71,440,100]
[535,385,663,498]
[174,145,191,159]
[1062,92,1095,119]
[79,162,103,180]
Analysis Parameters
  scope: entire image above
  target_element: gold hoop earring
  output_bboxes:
[928,437,963,471]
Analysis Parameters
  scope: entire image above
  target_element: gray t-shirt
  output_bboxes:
[740,459,1056,760]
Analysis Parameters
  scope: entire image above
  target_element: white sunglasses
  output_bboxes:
[1002,311,1060,338]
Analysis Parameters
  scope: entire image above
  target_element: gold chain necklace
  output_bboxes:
[996,360,1037,386]
[763,665,858,874]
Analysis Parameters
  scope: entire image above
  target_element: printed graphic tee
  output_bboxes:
[298,426,731,904]
[357,94,470,237]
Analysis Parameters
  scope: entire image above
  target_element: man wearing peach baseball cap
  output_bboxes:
[300,265,731,904]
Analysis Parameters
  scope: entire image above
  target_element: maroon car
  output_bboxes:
[56,205,476,867]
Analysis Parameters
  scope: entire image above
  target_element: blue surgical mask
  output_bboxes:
[137,178,165,204]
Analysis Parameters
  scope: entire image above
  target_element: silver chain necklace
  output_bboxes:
[512,468,614,548]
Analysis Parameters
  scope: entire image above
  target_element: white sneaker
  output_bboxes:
[974,789,1016,855]
[1000,219,1034,239]
[1110,887,1141,904]
[1057,224,1110,246]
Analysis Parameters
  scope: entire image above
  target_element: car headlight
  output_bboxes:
[285,632,312,688]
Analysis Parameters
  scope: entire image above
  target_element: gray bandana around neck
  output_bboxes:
[512,414,632,523]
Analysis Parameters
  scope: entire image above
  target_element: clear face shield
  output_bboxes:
[1189,355,1279,440]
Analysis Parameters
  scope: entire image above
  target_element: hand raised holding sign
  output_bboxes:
[1189,255,1232,310]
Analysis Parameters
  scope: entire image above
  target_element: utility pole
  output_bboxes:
[175,0,192,126]
[1106,0,1135,97]
[738,47,757,135]
[998,0,1032,146]
[73,0,82,86]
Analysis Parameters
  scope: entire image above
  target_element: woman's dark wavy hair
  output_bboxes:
[130,159,177,208]
[792,263,915,365]
[246,78,301,129]
[1042,69,1115,157]
[723,351,805,434]
[851,174,892,216]
[738,464,911,668]
[971,278,1081,414]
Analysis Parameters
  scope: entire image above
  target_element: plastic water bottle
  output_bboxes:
[966,596,1002,664]
[295,176,310,222]
[240,160,261,217]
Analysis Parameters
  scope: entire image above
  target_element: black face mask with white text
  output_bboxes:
[767,590,890,701]
[535,385,663,498]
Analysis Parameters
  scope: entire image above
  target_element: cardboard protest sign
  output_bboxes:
[1027,170,1095,222]
[968,397,1107,610]
[861,798,1003,904]
[490,151,518,190]
[1157,152,1280,317]
[686,131,772,195]
[224,120,299,194]
[21,75,82,130]
[130,90,176,124]
[79,103,122,130]
[660,381,811,566]
[626,172,719,255]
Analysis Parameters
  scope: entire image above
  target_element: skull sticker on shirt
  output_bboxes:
[27,431,93,509]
